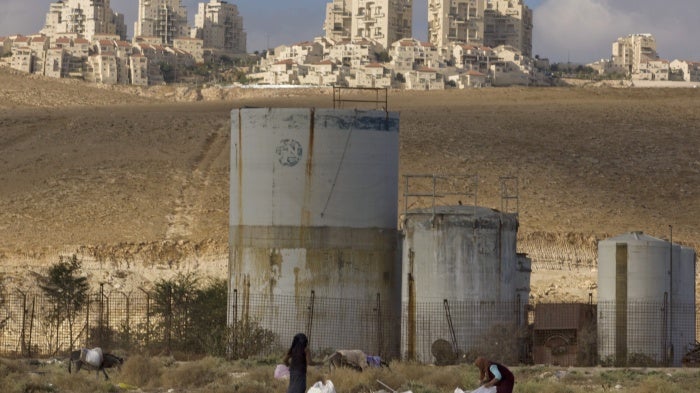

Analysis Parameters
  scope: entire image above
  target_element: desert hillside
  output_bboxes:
[1,67,698,301]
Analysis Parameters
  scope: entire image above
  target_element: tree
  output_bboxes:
[38,255,89,353]
[395,73,405,83]
[375,51,392,63]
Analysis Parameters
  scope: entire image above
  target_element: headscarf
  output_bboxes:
[289,333,308,356]
[474,356,490,380]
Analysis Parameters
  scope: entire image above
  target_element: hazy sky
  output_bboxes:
[1,0,698,63]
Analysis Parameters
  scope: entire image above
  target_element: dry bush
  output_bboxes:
[516,380,578,393]
[118,354,163,388]
[634,376,675,393]
[160,356,229,388]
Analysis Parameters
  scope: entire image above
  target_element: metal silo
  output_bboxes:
[400,204,529,363]
[229,108,401,357]
[597,231,697,366]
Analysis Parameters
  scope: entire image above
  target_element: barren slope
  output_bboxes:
[1,68,699,300]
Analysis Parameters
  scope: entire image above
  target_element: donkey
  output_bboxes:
[68,348,124,380]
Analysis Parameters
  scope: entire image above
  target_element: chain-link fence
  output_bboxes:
[1,288,698,367]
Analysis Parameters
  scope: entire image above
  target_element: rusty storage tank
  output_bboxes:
[400,205,530,363]
[229,108,401,357]
[597,231,696,366]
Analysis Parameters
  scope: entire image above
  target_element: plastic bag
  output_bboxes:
[456,386,496,393]
[274,364,289,379]
[81,347,103,368]
[307,380,336,393]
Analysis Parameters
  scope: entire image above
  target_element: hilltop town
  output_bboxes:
[2,0,699,88]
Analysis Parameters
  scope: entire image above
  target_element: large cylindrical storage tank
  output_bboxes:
[597,231,696,366]
[400,206,529,363]
[229,108,401,358]
[672,246,696,366]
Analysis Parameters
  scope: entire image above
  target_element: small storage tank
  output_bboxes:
[400,205,530,363]
[597,231,696,366]
[229,108,401,357]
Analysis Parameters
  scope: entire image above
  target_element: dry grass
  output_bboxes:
[0,356,699,393]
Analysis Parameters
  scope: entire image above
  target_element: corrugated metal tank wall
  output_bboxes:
[229,108,401,357]
[597,231,697,366]
[400,205,528,362]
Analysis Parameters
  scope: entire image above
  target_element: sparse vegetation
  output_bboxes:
[37,255,90,354]
[0,356,699,393]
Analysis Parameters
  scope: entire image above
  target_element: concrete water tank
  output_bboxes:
[597,231,696,366]
[400,205,530,363]
[229,108,401,357]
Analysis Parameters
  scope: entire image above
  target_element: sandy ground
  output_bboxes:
[1,67,699,302]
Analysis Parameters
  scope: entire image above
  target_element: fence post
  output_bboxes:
[376,293,383,357]
[99,283,105,345]
[16,290,28,357]
[306,291,315,340]
[121,291,130,349]
[138,288,150,348]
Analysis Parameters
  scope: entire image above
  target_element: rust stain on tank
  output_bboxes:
[407,248,416,361]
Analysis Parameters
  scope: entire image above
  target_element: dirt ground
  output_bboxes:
[1,67,699,302]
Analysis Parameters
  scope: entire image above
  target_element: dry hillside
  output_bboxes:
[1,67,699,301]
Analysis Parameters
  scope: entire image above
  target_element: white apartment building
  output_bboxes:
[633,59,669,81]
[428,0,485,50]
[612,33,659,75]
[389,38,441,73]
[405,67,444,90]
[347,62,392,88]
[192,0,246,53]
[174,37,204,63]
[40,0,127,42]
[669,59,700,82]
[327,38,383,68]
[428,0,532,57]
[324,0,412,49]
[134,0,189,45]
[298,60,341,86]
[324,0,354,42]
[483,0,532,57]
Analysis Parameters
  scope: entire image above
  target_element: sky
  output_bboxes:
[1,0,698,63]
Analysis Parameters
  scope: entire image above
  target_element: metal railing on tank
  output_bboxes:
[332,86,388,113]
[401,174,479,221]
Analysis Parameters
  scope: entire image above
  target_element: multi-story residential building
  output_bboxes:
[134,0,189,46]
[40,0,127,42]
[323,0,411,49]
[405,67,444,90]
[428,0,531,57]
[633,59,669,81]
[612,33,659,75]
[86,53,119,84]
[44,47,69,78]
[266,41,324,67]
[483,0,532,57]
[669,59,700,82]
[11,47,33,73]
[347,62,392,88]
[351,0,412,49]
[428,0,485,50]
[389,38,441,73]
[298,60,341,86]
[0,37,10,57]
[174,37,204,63]
[451,43,496,72]
[327,38,383,67]
[130,54,150,86]
[192,0,246,53]
[489,44,532,86]
[324,0,354,43]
